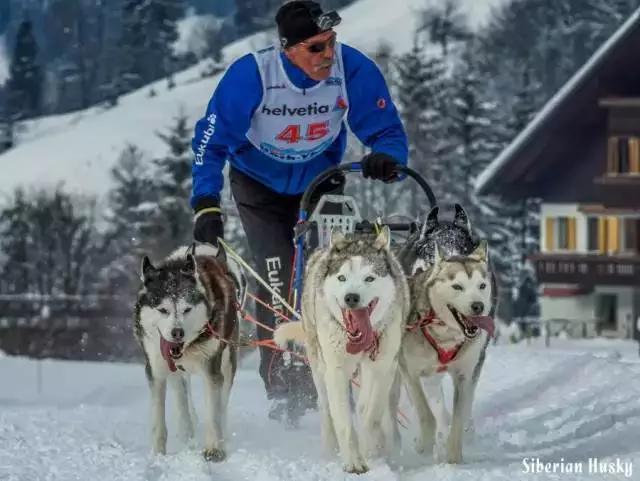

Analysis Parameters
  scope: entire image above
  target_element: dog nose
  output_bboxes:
[344,293,360,309]
[171,327,184,340]
[471,302,484,315]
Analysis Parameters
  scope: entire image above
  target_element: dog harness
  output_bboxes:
[408,309,495,371]
[408,310,464,370]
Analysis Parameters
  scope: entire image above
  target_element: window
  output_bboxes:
[545,216,576,251]
[608,136,640,174]
[585,216,622,254]
[557,217,569,249]
[623,218,640,254]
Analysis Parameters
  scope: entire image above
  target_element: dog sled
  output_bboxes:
[216,162,438,427]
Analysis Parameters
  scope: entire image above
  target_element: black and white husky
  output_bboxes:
[134,244,243,462]
[397,235,495,464]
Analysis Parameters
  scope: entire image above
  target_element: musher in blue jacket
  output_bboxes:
[191,0,408,423]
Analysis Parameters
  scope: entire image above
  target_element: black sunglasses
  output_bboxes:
[302,34,337,54]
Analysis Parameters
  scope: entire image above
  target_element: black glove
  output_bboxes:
[193,198,224,246]
[361,152,399,181]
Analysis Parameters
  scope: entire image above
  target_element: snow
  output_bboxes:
[1,340,639,481]
[0,34,8,86]
[0,0,506,198]
[173,9,221,59]
[474,6,640,195]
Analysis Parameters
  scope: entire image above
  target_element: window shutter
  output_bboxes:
[567,217,577,250]
[598,217,607,253]
[545,217,555,251]
[607,216,619,253]
[630,137,640,174]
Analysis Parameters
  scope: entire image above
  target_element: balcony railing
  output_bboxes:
[530,253,640,286]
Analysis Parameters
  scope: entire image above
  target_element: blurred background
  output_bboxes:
[0,0,639,362]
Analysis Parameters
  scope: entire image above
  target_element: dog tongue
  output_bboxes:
[470,315,495,338]
[345,308,376,355]
[160,337,182,372]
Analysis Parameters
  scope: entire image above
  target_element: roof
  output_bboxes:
[475,7,640,196]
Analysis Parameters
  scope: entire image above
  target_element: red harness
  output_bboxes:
[407,310,464,371]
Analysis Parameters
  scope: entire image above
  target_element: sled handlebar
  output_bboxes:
[299,162,437,217]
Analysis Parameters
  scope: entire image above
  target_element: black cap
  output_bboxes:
[276,1,342,48]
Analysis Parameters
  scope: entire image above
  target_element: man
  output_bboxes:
[191,0,408,422]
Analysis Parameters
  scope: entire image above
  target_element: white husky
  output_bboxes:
[398,240,494,464]
[134,244,244,461]
[275,227,410,473]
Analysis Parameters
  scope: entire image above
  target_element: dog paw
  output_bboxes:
[203,448,226,462]
[343,461,369,474]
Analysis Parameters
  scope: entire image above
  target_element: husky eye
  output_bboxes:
[452,284,464,291]
[158,307,169,315]
[337,275,346,282]
[364,276,376,283]
[183,307,192,314]
[479,283,487,290]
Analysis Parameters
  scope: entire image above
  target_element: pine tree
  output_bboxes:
[234,0,281,36]
[0,96,14,153]
[146,0,186,86]
[118,0,185,93]
[150,113,194,256]
[418,0,470,57]
[394,38,449,216]
[0,188,31,294]
[0,187,102,297]
[443,44,526,316]
[7,19,42,119]
[102,144,157,293]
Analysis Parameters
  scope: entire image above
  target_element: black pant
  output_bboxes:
[229,168,342,400]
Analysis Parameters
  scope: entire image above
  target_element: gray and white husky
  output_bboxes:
[134,244,244,462]
[397,240,494,464]
[274,227,410,474]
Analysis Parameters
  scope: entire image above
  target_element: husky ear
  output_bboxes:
[472,240,489,262]
[183,253,197,276]
[141,255,155,281]
[329,228,347,250]
[420,206,439,238]
[453,204,471,232]
[374,225,391,251]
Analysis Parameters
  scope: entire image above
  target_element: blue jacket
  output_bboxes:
[190,43,408,208]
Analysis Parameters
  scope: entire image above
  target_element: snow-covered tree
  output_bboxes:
[394,38,449,216]
[418,0,470,57]
[151,112,194,256]
[0,187,102,297]
[101,144,158,294]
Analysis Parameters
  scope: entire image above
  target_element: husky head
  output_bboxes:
[137,248,210,360]
[412,204,479,274]
[322,226,399,353]
[419,240,493,338]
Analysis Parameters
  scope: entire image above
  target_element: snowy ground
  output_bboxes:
[1,339,639,481]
